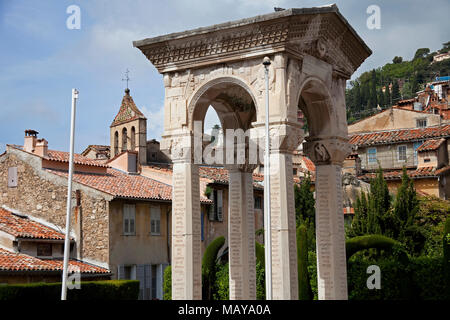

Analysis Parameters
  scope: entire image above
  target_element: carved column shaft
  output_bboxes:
[171,160,202,300]
[228,166,256,300]
[304,137,352,300]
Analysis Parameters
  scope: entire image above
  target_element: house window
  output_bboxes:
[293,168,297,175]
[123,204,136,235]
[254,196,262,209]
[416,118,427,128]
[150,206,161,235]
[8,167,17,188]
[424,158,431,163]
[209,189,223,221]
[37,243,52,257]
[398,145,407,162]
[367,148,377,163]
[413,141,423,165]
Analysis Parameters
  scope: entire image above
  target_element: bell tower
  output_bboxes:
[110,88,147,165]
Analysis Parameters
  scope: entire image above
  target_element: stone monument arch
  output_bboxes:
[134,5,371,300]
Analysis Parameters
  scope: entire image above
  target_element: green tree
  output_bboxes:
[413,48,430,60]
[392,167,424,254]
[384,86,391,107]
[392,56,403,64]
[391,80,401,104]
[297,224,311,300]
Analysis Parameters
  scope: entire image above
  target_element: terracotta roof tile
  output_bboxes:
[416,138,446,152]
[46,168,212,203]
[0,208,65,240]
[0,248,109,274]
[358,166,437,181]
[46,150,109,168]
[349,125,450,147]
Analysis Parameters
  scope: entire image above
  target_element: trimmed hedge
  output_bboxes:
[202,236,225,300]
[0,280,139,300]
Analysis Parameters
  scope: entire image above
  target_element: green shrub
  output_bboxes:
[0,280,139,300]
[346,234,409,264]
[214,263,229,300]
[255,241,265,269]
[297,224,311,300]
[163,265,171,300]
[444,216,450,297]
[202,236,225,300]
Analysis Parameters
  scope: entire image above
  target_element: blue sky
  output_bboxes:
[0,0,449,154]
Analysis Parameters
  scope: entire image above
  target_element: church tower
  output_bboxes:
[110,88,147,165]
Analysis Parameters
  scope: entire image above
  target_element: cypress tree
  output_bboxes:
[294,175,315,228]
[297,224,311,300]
[392,80,401,104]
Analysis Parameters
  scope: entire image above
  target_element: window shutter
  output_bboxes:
[8,167,17,188]
[136,264,145,300]
[124,204,136,235]
[151,206,161,235]
[156,264,163,300]
[145,264,152,300]
[217,190,223,221]
[117,265,125,280]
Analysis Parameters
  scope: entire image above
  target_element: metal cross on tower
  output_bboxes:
[122,69,131,89]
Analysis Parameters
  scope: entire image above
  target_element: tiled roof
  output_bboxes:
[349,125,450,147]
[46,150,109,168]
[302,156,316,172]
[81,145,111,158]
[436,165,450,176]
[46,168,212,203]
[0,248,109,274]
[0,208,65,240]
[358,166,437,181]
[416,138,446,152]
[111,89,146,126]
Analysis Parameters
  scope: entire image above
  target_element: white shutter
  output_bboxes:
[151,206,161,235]
[145,264,152,300]
[124,204,136,235]
[117,265,125,280]
[217,189,223,221]
[136,265,145,300]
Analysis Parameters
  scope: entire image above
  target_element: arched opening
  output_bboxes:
[114,131,119,156]
[190,78,258,167]
[122,128,128,152]
[297,78,333,138]
[131,126,136,151]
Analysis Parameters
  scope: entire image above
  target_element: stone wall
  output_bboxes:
[0,149,110,266]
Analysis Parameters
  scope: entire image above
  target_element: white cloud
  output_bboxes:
[141,105,165,140]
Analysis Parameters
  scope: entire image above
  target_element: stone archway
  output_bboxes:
[134,5,371,300]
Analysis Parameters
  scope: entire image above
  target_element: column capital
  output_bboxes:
[303,136,353,165]
[251,122,304,153]
[161,131,197,163]
[225,163,257,173]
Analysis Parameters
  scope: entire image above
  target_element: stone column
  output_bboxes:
[268,124,302,300]
[164,134,202,300]
[303,137,353,300]
[227,165,256,300]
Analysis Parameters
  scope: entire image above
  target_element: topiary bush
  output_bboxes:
[163,265,171,300]
[202,236,225,300]
[0,280,139,300]
[297,224,311,300]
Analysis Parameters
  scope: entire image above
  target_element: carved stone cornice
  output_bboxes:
[303,136,353,165]
[134,5,371,76]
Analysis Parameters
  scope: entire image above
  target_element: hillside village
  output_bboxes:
[0,6,449,301]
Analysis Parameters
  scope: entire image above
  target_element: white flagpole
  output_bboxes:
[61,88,78,300]
[262,57,272,300]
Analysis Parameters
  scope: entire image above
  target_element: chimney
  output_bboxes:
[34,139,48,157]
[24,129,39,153]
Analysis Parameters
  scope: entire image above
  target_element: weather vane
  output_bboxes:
[122,69,131,90]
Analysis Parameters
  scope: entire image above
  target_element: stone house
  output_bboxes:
[349,125,450,199]
[0,207,110,284]
[0,134,209,299]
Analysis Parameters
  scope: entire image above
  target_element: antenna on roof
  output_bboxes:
[122,68,131,92]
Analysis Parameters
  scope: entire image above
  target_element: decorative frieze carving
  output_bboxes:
[303,136,353,165]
